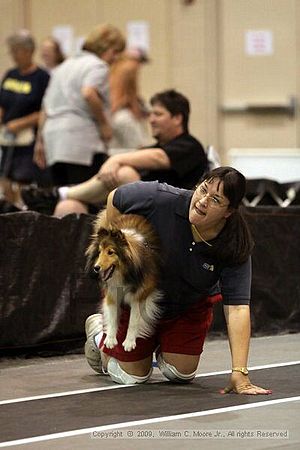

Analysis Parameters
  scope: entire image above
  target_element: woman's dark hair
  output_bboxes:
[200,166,254,265]
[203,166,246,209]
[43,37,65,64]
[150,89,190,132]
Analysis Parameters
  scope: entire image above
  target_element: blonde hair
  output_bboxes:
[82,24,125,57]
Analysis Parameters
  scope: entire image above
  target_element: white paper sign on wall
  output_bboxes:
[52,25,74,56]
[245,30,273,56]
[126,21,150,51]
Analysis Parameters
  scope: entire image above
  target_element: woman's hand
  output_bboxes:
[220,372,272,395]
[6,119,20,134]
[33,138,47,169]
[97,155,121,190]
[99,122,112,143]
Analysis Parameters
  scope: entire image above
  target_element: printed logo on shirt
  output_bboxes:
[202,262,214,271]
[2,78,32,94]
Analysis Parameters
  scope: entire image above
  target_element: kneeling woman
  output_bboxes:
[85,166,272,395]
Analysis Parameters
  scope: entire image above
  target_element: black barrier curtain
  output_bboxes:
[245,206,300,334]
[0,208,300,355]
[0,212,99,355]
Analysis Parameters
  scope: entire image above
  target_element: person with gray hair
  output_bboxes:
[0,29,50,206]
[6,29,35,51]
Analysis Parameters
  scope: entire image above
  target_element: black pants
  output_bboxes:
[50,153,108,186]
[0,145,53,187]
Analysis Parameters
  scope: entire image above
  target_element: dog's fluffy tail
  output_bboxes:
[137,289,162,339]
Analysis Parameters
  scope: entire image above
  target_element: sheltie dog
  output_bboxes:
[86,210,162,352]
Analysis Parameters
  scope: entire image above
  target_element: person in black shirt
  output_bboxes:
[0,30,49,205]
[21,89,208,215]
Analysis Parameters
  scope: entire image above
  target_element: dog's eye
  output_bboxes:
[107,249,115,256]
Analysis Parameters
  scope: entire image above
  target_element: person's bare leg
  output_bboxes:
[156,353,199,383]
[100,352,152,377]
[117,166,141,184]
[66,166,141,204]
[67,176,109,204]
[162,353,200,374]
[54,199,88,217]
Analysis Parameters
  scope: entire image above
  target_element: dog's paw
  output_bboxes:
[122,338,136,352]
[104,335,118,349]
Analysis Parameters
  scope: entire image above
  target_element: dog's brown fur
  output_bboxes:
[86,209,162,351]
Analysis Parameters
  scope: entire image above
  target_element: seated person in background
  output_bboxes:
[108,47,151,153]
[22,89,208,215]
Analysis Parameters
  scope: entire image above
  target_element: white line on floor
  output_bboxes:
[1,360,299,406]
[195,360,300,377]
[0,395,299,447]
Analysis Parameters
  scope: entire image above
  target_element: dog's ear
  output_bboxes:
[110,228,127,245]
[85,235,100,277]
[85,209,108,280]
[93,208,108,232]
[97,227,109,240]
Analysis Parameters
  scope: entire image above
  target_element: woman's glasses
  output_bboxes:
[195,184,229,208]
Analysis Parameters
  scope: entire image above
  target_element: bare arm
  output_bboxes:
[33,109,47,168]
[222,305,272,395]
[81,86,112,142]
[97,148,171,189]
[5,111,40,133]
[112,148,171,170]
[224,304,250,366]
[36,109,47,138]
[97,148,171,188]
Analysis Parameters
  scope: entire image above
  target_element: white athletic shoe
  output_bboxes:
[84,314,104,374]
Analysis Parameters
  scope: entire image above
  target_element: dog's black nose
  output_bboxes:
[94,265,100,273]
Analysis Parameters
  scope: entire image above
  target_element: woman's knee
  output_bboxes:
[117,165,141,184]
[54,199,88,217]
[157,353,200,383]
[107,357,152,385]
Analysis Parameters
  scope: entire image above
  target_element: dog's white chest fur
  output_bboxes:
[103,280,161,352]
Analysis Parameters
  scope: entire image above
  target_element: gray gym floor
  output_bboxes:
[1,333,299,449]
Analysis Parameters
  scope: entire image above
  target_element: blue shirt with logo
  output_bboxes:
[113,181,251,318]
[0,67,49,124]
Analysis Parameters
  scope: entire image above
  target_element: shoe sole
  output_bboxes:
[84,314,103,374]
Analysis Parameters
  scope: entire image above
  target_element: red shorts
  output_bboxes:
[100,294,222,362]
